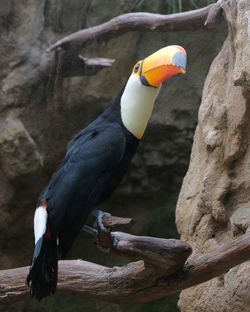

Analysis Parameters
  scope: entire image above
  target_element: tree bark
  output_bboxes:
[47,3,222,54]
[45,1,223,81]
[1,232,250,304]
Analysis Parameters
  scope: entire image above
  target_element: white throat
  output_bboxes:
[120,74,161,139]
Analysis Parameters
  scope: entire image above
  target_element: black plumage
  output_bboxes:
[27,91,139,299]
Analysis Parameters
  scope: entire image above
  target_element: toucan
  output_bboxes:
[27,45,187,300]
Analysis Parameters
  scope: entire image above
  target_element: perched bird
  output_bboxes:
[27,45,187,300]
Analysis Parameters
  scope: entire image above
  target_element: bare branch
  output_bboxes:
[112,232,191,271]
[102,215,135,227]
[47,3,222,54]
[60,56,115,77]
[43,2,223,80]
[204,1,223,28]
[47,47,115,79]
[1,232,250,304]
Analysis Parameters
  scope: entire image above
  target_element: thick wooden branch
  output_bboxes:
[204,1,223,28]
[45,47,115,81]
[47,3,222,54]
[58,54,115,78]
[43,2,223,80]
[112,232,191,272]
[1,232,250,304]
[102,215,134,227]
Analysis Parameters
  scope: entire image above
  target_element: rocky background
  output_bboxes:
[0,0,227,311]
[177,0,250,311]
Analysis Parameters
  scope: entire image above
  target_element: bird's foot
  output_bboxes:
[82,225,97,237]
[82,224,111,253]
[91,210,111,233]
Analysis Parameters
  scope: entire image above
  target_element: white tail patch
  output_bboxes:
[34,206,48,244]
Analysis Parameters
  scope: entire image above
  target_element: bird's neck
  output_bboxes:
[120,75,161,139]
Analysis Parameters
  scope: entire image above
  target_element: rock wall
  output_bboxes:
[176,0,250,311]
[0,0,227,311]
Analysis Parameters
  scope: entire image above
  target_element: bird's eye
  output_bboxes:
[134,64,140,73]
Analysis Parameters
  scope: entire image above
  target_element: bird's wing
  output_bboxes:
[41,123,126,250]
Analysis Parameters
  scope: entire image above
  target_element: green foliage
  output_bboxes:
[166,0,183,13]
[172,0,217,12]
[133,0,216,13]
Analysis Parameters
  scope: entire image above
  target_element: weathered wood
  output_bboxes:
[50,49,115,78]
[96,216,190,272]
[61,56,115,77]
[44,2,223,80]
[112,232,191,272]
[1,232,250,304]
[102,215,135,227]
[204,1,223,28]
[184,231,250,285]
[47,3,221,54]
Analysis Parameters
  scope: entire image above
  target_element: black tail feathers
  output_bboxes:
[27,238,58,301]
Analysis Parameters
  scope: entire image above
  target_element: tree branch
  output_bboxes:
[102,215,135,227]
[44,47,115,84]
[43,2,223,80]
[204,1,223,28]
[47,3,222,54]
[1,232,250,304]
[56,52,115,78]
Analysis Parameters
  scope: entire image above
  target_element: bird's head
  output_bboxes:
[120,45,187,140]
[131,45,187,87]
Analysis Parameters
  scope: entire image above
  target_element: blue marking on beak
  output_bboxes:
[172,51,187,71]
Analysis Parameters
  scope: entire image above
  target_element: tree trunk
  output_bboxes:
[176,0,250,311]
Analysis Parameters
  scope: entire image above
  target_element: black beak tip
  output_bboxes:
[172,51,187,71]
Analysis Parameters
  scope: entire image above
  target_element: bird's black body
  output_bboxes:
[41,92,139,256]
[27,91,139,299]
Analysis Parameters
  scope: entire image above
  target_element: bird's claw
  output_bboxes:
[91,210,111,233]
[82,224,111,253]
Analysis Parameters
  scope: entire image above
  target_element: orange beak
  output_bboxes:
[140,45,187,87]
